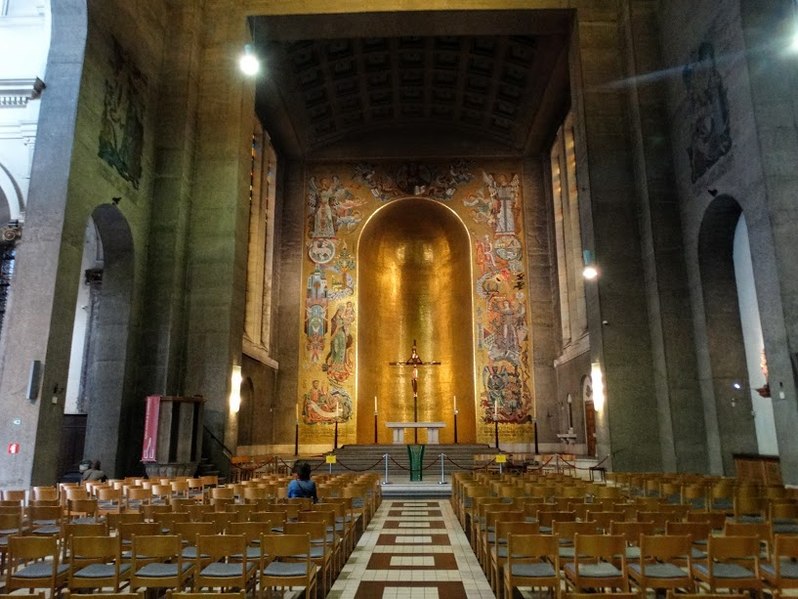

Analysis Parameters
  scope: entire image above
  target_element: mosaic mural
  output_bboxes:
[98,38,147,190]
[683,41,732,183]
[298,160,534,441]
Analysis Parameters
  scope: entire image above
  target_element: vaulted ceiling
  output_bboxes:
[250,10,573,159]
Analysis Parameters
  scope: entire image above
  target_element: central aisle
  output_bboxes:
[328,499,494,599]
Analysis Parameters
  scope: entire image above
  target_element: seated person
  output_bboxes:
[287,461,318,503]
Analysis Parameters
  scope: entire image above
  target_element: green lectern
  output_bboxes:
[408,444,425,481]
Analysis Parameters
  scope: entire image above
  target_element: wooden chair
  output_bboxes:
[666,520,712,563]
[68,534,130,592]
[259,533,318,599]
[611,520,656,561]
[173,521,217,560]
[690,535,762,594]
[761,534,798,597]
[724,519,773,560]
[193,534,256,592]
[106,511,144,533]
[503,533,560,599]
[117,521,160,557]
[285,520,333,596]
[0,511,23,576]
[26,504,63,535]
[5,535,68,596]
[299,508,343,574]
[129,534,194,591]
[626,534,694,594]
[563,534,629,593]
[490,520,539,597]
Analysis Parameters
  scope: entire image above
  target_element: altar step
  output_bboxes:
[304,443,493,482]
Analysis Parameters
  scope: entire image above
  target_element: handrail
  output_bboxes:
[202,425,233,462]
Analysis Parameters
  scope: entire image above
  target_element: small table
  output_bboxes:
[386,422,445,444]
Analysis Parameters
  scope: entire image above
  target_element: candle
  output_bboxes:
[374,395,378,414]
[336,400,340,418]
[494,399,498,418]
[295,404,299,424]
[453,395,457,412]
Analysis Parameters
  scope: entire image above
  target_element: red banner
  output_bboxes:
[141,395,161,462]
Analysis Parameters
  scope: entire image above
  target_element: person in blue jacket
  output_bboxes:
[287,461,318,503]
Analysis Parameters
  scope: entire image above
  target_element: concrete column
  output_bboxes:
[138,1,203,400]
[181,1,253,474]
[571,2,662,471]
[621,0,707,472]
[0,0,87,486]
[739,0,798,484]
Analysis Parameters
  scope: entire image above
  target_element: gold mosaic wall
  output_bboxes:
[297,159,535,446]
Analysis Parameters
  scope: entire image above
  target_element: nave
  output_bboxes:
[329,499,493,599]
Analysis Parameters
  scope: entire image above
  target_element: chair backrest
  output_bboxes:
[229,520,274,544]
[31,486,59,502]
[573,533,627,561]
[2,489,26,503]
[284,520,327,543]
[118,521,160,543]
[553,520,601,541]
[261,532,311,559]
[195,533,246,561]
[666,520,712,544]
[173,521,216,544]
[70,534,120,561]
[9,535,59,561]
[506,533,560,565]
[131,534,181,560]
[707,534,761,561]
[639,533,692,561]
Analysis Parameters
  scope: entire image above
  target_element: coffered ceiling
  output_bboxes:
[250,10,572,159]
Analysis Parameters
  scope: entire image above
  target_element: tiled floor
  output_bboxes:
[327,499,495,599]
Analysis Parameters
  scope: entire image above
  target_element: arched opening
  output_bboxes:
[357,198,475,444]
[698,195,759,474]
[64,204,135,477]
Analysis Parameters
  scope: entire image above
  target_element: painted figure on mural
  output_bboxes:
[483,171,520,234]
[683,41,731,183]
[323,303,354,383]
[309,175,353,238]
[475,235,498,275]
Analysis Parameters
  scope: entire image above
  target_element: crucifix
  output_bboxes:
[389,339,441,443]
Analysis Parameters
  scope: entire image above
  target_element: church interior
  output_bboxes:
[3,1,798,598]
[0,0,798,498]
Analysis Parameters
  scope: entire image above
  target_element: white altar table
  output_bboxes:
[386,421,445,444]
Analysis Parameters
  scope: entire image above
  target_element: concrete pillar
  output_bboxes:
[739,0,798,484]
[571,2,662,471]
[620,0,707,473]
[0,0,87,487]
[181,1,253,474]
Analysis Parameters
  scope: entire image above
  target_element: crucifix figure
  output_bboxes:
[389,339,441,443]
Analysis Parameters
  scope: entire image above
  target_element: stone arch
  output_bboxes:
[79,203,135,476]
[697,194,758,474]
[0,162,24,224]
[357,197,476,444]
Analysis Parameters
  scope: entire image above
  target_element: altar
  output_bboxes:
[386,421,445,444]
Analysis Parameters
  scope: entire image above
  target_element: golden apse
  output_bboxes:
[357,198,476,444]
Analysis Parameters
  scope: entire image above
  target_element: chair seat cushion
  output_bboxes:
[510,562,556,577]
[15,562,69,578]
[564,562,622,578]
[629,562,687,579]
[74,563,132,578]
[761,561,798,580]
[693,562,755,579]
[773,523,798,535]
[263,561,310,577]
[32,525,60,535]
[201,562,255,577]
[135,562,193,577]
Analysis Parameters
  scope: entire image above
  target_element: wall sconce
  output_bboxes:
[591,362,605,412]
[583,249,599,280]
[229,364,242,414]
[239,44,260,76]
